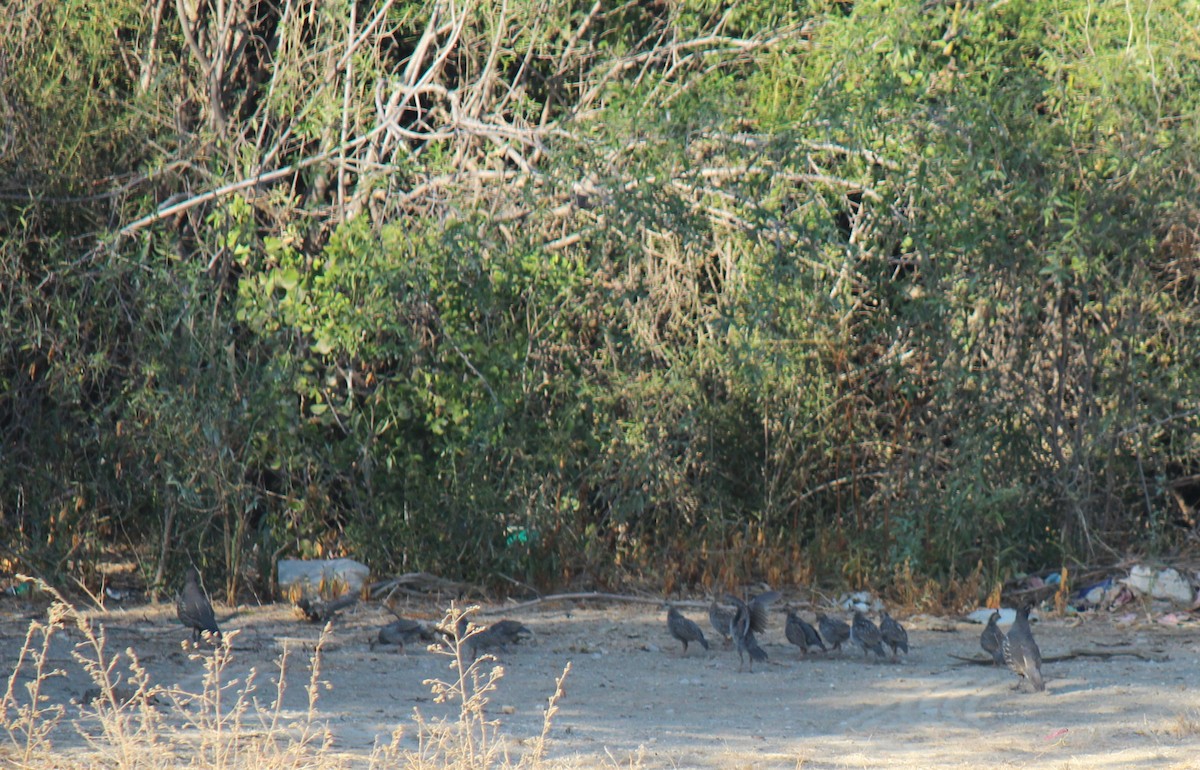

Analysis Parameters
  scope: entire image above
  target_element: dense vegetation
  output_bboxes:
[2,0,1198,603]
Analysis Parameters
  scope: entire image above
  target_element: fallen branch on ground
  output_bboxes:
[949,648,1169,665]
[481,591,670,614]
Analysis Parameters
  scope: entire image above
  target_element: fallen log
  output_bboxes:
[949,648,1168,665]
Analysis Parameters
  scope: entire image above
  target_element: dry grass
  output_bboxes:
[1157,709,1200,739]
[2,583,574,770]
[370,605,572,770]
[884,558,986,614]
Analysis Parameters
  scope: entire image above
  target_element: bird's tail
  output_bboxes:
[746,634,767,662]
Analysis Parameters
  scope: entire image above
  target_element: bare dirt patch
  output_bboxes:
[3,598,1199,769]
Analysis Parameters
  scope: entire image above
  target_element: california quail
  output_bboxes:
[176,567,221,643]
[879,610,909,660]
[708,598,734,647]
[727,591,778,671]
[1002,605,1045,692]
[374,618,434,652]
[980,611,1005,665]
[667,605,709,656]
[785,610,826,656]
[468,619,532,659]
[850,611,887,659]
[816,612,850,652]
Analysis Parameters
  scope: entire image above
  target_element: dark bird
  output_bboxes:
[467,619,533,659]
[980,611,1005,665]
[850,611,887,659]
[708,598,734,647]
[879,610,909,660]
[295,592,359,624]
[666,605,709,656]
[373,618,434,652]
[816,612,850,652]
[1002,605,1045,692]
[435,613,470,646]
[727,590,779,671]
[785,610,826,657]
[176,567,221,643]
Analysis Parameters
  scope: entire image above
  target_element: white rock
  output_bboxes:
[965,607,1017,625]
[277,558,370,597]
[1121,565,1194,605]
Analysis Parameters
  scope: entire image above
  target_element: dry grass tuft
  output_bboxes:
[3,585,573,770]
[1158,709,1200,739]
[885,558,985,614]
[369,605,571,770]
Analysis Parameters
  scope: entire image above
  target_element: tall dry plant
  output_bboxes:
[2,576,342,770]
[370,605,571,770]
[121,0,811,237]
[1,598,70,766]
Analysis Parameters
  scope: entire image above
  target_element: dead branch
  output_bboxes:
[368,571,479,600]
[293,592,359,624]
[478,591,672,615]
[949,648,1169,666]
[694,166,883,201]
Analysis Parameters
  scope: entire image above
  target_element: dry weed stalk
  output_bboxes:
[1163,709,1200,738]
[3,576,341,770]
[71,611,166,768]
[119,0,815,239]
[1,591,70,765]
[371,605,570,770]
[5,589,571,770]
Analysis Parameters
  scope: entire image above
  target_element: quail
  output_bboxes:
[879,610,909,660]
[816,612,850,652]
[708,597,734,647]
[374,618,434,652]
[467,619,532,659]
[785,610,826,656]
[850,611,887,659]
[980,610,1005,665]
[176,567,221,643]
[1002,605,1045,692]
[727,590,778,671]
[666,605,710,656]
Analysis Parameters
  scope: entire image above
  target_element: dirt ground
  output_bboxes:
[3,595,1199,769]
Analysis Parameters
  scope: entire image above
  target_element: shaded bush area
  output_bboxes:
[2,0,1198,600]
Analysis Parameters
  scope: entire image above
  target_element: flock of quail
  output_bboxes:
[177,569,1043,692]
[666,593,910,672]
[667,593,1045,693]
[176,566,532,659]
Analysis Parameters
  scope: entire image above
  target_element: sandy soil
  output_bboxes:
[3,595,1199,769]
